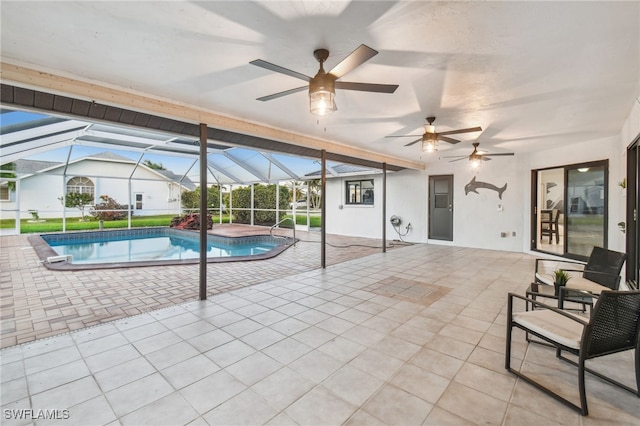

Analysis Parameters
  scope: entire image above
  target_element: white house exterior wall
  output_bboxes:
[325,123,633,254]
[3,159,185,219]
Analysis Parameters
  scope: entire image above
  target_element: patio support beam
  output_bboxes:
[61,146,74,232]
[251,183,255,226]
[321,149,326,269]
[383,162,387,253]
[199,123,207,301]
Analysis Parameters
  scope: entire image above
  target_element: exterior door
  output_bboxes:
[627,138,638,284]
[429,175,453,241]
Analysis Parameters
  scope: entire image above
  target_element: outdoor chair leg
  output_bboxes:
[636,342,640,397]
[505,297,513,370]
[578,354,588,416]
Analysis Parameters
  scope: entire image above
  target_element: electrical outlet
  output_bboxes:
[512,231,516,237]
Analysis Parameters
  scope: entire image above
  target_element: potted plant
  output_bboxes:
[552,269,571,296]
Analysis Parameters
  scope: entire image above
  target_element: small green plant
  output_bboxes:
[28,210,39,220]
[553,269,571,286]
[618,178,626,189]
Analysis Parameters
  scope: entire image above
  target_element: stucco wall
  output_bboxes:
[324,95,639,254]
[324,155,525,252]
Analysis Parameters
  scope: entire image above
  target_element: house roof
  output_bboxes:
[11,151,199,191]
[13,159,61,175]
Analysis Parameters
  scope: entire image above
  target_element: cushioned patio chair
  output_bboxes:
[534,246,627,295]
[505,290,640,415]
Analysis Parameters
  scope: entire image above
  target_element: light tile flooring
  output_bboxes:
[0,227,406,348]
[1,243,639,425]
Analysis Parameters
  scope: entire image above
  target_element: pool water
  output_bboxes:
[40,228,283,265]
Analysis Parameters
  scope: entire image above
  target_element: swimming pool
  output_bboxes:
[29,228,294,270]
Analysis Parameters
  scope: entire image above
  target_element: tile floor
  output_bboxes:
[1,243,639,425]
[0,226,406,348]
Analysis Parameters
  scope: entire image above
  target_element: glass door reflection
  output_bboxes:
[566,165,607,259]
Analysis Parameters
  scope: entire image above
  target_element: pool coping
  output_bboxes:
[27,227,297,271]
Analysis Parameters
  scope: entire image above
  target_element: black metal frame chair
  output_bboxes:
[506,290,640,415]
[534,247,627,294]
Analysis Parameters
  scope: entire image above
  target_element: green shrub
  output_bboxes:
[181,186,223,210]
[232,185,290,225]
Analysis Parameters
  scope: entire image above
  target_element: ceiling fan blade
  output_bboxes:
[256,86,308,101]
[483,157,492,161]
[448,157,467,163]
[438,135,461,144]
[335,81,398,93]
[404,138,422,147]
[484,153,515,157]
[438,126,483,136]
[250,59,311,82]
[385,134,421,138]
[328,44,378,79]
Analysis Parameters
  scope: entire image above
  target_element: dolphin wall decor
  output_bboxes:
[465,176,507,199]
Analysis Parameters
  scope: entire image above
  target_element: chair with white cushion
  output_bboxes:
[505,290,640,415]
[534,246,627,295]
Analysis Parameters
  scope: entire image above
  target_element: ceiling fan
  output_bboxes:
[250,44,398,116]
[445,142,515,168]
[386,117,482,152]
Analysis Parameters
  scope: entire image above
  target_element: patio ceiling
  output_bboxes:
[0,1,638,168]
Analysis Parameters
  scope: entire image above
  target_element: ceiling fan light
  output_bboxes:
[309,90,336,116]
[422,139,437,153]
[424,124,435,134]
[469,155,482,169]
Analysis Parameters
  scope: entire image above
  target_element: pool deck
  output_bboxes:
[0,224,406,348]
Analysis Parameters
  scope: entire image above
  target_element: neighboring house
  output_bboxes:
[1,152,196,219]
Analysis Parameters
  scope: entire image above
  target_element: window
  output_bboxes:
[135,193,143,210]
[346,179,374,205]
[66,176,94,196]
[0,184,9,201]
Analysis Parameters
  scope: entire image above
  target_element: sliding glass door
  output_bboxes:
[532,160,608,261]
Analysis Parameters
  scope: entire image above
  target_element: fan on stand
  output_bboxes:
[250,44,398,116]
[445,142,514,168]
[386,117,482,152]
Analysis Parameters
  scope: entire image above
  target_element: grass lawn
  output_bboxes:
[280,214,322,227]
[0,213,323,233]
[0,214,233,234]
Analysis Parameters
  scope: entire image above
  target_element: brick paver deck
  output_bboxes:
[0,225,406,348]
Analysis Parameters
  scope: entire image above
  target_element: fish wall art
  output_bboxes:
[465,176,507,199]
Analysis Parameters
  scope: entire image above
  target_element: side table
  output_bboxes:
[526,282,593,313]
